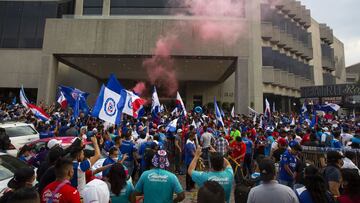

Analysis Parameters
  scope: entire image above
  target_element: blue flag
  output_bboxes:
[214,97,224,127]
[59,85,89,118]
[92,75,126,124]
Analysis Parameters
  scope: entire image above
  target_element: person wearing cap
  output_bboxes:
[247,158,299,203]
[69,136,100,195]
[278,141,302,188]
[188,148,234,203]
[133,150,185,203]
[271,137,288,162]
[323,151,344,197]
[174,128,183,175]
[0,167,36,203]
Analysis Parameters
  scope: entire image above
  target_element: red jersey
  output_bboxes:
[41,180,81,203]
[301,133,310,145]
[229,141,246,162]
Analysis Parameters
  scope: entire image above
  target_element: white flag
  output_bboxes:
[231,106,235,118]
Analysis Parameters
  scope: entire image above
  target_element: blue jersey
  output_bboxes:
[331,139,342,148]
[71,159,91,189]
[295,186,314,203]
[120,140,137,161]
[184,141,196,165]
[264,136,275,156]
[243,138,253,154]
[279,150,297,181]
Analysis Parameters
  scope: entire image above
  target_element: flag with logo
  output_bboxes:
[59,85,89,118]
[121,90,146,119]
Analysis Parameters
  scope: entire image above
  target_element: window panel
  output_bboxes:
[1,2,23,48]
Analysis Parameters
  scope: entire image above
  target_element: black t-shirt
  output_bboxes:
[272,148,286,162]
[38,166,56,194]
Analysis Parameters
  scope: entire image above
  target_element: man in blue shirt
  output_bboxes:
[120,130,138,177]
[69,136,100,194]
[188,148,234,203]
[279,141,302,188]
[242,133,253,177]
[134,150,185,203]
[184,132,196,191]
[331,131,342,149]
[264,130,275,157]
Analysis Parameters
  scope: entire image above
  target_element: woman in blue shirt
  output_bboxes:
[294,165,335,203]
[107,163,135,203]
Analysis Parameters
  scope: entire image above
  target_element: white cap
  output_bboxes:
[322,127,329,131]
[47,139,62,149]
[177,129,183,133]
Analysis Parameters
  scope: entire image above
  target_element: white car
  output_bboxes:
[0,152,32,196]
[0,122,39,157]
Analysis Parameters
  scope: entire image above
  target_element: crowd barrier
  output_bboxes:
[301,146,360,169]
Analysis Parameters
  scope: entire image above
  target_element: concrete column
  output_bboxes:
[246,0,263,112]
[75,0,84,16]
[102,0,111,16]
[235,59,249,114]
[38,55,58,105]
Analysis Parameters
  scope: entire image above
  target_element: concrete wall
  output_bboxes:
[0,49,49,103]
[57,62,100,105]
[309,18,324,86]
[333,36,346,84]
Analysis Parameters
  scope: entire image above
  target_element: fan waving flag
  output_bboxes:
[151,87,161,122]
[176,92,187,117]
[214,97,224,127]
[27,103,50,121]
[57,90,67,109]
[19,86,29,108]
[59,85,89,118]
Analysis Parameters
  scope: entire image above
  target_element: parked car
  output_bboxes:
[0,122,39,157]
[0,152,33,196]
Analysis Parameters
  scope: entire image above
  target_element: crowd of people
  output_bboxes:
[0,102,359,203]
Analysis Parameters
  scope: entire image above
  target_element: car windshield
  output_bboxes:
[0,155,29,181]
[5,126,37,137]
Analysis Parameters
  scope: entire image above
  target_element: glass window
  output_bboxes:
[18,2,40,48]
[83,0,103,15]
[5,126,38,138]
[1,2,23,48]
[0,155,30,181]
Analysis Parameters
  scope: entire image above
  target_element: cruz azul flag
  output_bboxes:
[27,103,50,121]
[214,97,224,127]
[59,85,89,118]
[121,90,146,119]
[20,86,29,108]
[176,92,187,117]
[151,87,161,122]
[92,74,126,124]
[57,90,67,109]
[92,85,125,125]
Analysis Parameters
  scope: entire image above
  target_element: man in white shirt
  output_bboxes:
[82,179,110,203]
[342,151,360,174]
[340,128,353,146]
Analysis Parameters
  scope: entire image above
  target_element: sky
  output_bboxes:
[300,0,360,66]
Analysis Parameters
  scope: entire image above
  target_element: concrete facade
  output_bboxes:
[0,0,345,114]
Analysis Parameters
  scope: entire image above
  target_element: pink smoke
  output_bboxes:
[183,0,245,44]
[142,0,245,95]
[143,35,179,96]
[132,82,146,96]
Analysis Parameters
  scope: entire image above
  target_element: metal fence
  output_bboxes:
[301,146,360,169]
